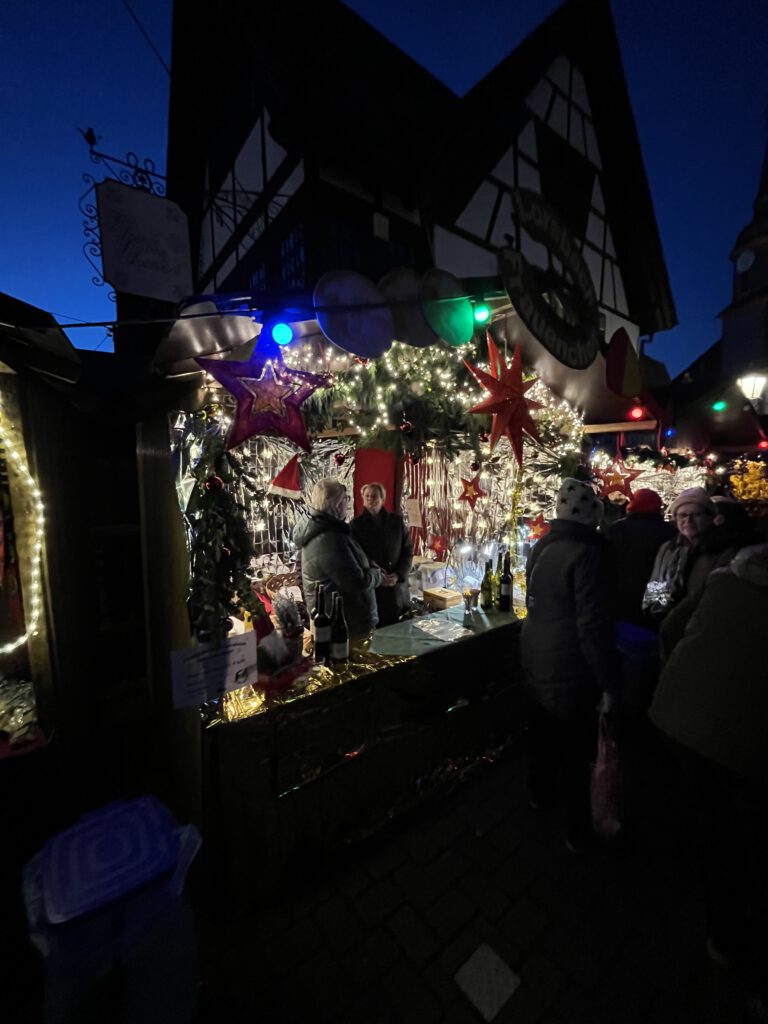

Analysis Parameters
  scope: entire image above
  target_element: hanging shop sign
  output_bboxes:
[498,188,600,371]
[96,180,193,303]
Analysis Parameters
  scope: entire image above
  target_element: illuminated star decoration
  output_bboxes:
[197,335,330,451]
[428,535,449,559]
[464,338,542,466]
[594,460,643,499]
[458,474,487,510]
[525,513,550,540]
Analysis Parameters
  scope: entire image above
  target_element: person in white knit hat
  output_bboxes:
[521,477,618,852]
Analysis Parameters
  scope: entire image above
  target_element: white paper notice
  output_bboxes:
[171,630,258,709]
[405,499,422,527]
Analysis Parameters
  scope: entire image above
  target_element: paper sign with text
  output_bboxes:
[404,499,423,528]
[171,630,258,709]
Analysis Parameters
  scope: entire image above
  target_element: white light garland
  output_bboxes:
[0,399,45,656]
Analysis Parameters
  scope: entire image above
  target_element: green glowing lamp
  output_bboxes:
[473,303,491,324]
[712,400,728,412]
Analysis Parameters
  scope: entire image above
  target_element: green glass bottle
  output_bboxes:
[480,560,494,611]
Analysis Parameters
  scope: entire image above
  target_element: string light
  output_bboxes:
[0,399,45,656]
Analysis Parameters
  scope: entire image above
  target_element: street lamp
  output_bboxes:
[737,374,767,403]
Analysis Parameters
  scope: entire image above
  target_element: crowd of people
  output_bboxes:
[291,472,767,993]
[520,477,768,995]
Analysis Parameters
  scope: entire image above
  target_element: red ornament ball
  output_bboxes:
[334,452,346,466]
[480,430,490,443]
[400,420,413,434]
[204,475,224,492]
[470,460,480,472]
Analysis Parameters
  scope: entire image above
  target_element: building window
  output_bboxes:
[280,225,305,289]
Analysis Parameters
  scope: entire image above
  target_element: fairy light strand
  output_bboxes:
[0,399,45,656]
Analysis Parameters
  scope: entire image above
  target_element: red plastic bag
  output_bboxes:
[591,712,622,838]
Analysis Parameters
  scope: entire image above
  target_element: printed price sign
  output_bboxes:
[170,630,258,708]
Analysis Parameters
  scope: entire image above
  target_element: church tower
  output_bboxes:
[720,143,768,378]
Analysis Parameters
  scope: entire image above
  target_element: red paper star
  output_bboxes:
[197,335,330,451]
[594,460,643,499]
[458,474,487,510]
[525,514,550,540]
[428,535,449,559]
[464,339,542,466]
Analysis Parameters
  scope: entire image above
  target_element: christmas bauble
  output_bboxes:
[410,381,425,396]
[334,452,346,466]
[480,431,489,443]
[205,475,224,491]
[400,420,413,435]
[470,460,480,472]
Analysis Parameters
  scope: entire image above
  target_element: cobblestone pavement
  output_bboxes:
[198,732,764,1024]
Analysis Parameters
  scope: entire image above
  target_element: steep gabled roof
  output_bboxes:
[428,0,675,335]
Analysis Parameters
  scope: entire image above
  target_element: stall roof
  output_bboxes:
[0,293,81,385]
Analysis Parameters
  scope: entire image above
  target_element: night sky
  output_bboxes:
[1,0,766,378]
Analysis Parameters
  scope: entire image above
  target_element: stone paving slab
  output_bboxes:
[198,735,764,1024]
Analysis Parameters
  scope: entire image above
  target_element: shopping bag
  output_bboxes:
[591,711,622,838]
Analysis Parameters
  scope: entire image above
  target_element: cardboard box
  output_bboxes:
[422,586,462,611]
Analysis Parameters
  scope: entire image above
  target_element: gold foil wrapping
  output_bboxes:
[218,638,415,725]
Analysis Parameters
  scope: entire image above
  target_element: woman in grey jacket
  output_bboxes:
[293,478,384,639]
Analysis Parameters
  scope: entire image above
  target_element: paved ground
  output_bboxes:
[197,730,765,1024]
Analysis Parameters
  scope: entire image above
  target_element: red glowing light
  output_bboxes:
[628,406,645,420]
[758,440,768,450]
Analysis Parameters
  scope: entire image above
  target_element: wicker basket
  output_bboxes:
[264,571,301,600]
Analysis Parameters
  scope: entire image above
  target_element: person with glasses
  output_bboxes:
[293,478,383,639]
[642,487,742,658]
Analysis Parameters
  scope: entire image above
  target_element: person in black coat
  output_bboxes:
[606,489,676,626]
[350,482,413,627]
[521,477,619,851]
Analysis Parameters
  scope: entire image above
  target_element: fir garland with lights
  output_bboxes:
[186,421,265,645]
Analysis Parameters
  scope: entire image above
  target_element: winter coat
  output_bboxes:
[650,544,768,787]
[293,512,383,638]
[606,513,676,625]
[646,525,744,658]
[521,519,618,718]
[350,509,413,626]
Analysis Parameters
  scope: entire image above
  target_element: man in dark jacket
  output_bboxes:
[606,489,675,626]
[650,544,768,986]
[521,478,618,851]
[350,482,413,627]
[293,479,383,639]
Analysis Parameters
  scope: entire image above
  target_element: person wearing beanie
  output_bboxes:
[521,478,618,852]
[642,486,744,659]
[606,488,676,627]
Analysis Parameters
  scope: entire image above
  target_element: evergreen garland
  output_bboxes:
[187,425,265,646]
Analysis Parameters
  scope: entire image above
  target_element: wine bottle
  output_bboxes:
[492,552,504,605]
[313,585,331,663]
[309,583,322,640]
[498,552,512,612]
[480,560,494,610]
[330,592,350,664]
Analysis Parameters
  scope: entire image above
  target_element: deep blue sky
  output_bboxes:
[1,1,766,377]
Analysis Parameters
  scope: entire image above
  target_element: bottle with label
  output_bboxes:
[492,552,504,605]
[313,585,331,663]
[330,592,350,664]
[480,560,494,610]
[498,552,512,612]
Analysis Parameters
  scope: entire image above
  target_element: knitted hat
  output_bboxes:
[669,487,716,519]
[627,488,663,517]
[556,478,603,526]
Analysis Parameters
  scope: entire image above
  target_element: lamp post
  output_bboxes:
[737,374,768,441]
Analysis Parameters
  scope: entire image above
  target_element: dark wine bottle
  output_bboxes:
[309,583,322,640]
[498,552,512,612]
[492,552,504,605]
[330,592,349,664]
[313,585,331,662]
[480,560,494,610]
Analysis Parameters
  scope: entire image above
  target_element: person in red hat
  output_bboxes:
[606,488,675,627]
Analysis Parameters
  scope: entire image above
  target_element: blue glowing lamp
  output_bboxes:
[271,322,294,346]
